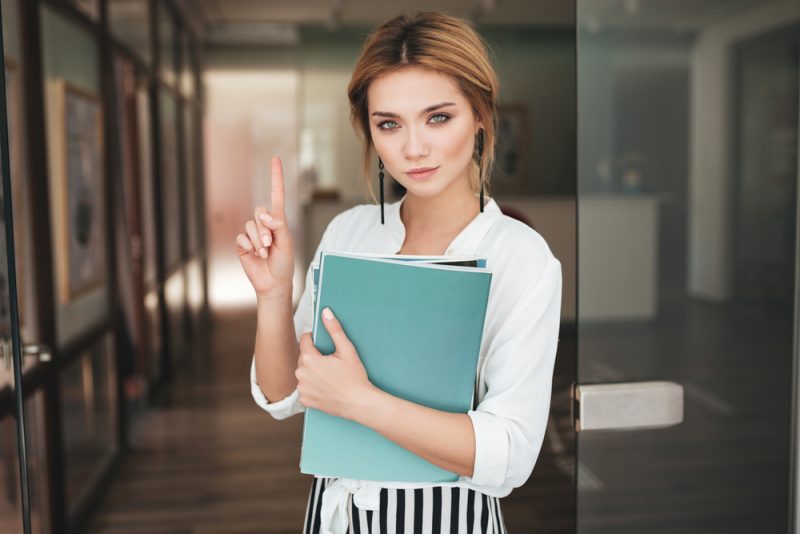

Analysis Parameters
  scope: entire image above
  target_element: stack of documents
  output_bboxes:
[300,251,492,482]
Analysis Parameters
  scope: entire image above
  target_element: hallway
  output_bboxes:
[80,304,574,534]
[86,308,310,534]
[1,0,798,532]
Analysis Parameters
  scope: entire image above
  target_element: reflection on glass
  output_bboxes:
[109,0,152,65]
[577,0,798,531]
[180,30,194,98]
[0,393,50,533]
[61,334,117,513]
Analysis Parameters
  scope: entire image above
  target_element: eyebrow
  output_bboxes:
[371,102,456,118]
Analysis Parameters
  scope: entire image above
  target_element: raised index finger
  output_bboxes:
[270,156,285,214]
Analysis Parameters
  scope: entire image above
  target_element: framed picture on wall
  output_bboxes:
[49,79,106,303]
[492,103,530,194]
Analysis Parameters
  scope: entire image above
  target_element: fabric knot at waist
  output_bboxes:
[319,478,381,534]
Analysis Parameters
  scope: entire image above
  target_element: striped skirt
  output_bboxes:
[303,477,509,534]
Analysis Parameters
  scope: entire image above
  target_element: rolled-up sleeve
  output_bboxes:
[250,215,340,419]
[464,254,562,489]
[250,355,303,419]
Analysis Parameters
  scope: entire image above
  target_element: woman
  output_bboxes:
[236,12,562,534]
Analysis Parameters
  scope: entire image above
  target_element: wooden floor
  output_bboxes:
[85,307,574,534]
[86,308,314,534]
[574,298,792,533]
[86,297,794,533]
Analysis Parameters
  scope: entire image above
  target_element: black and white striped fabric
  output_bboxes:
[303,477,509,534]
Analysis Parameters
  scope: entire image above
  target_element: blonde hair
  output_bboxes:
[347,11,499,203]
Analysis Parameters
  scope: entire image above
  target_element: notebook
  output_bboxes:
[299,251,492,482]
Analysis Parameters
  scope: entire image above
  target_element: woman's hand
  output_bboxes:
[235,156,295,299]
[296,308,377,419]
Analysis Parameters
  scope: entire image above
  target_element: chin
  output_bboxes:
[397,175,459,199]
[398,181,445,199]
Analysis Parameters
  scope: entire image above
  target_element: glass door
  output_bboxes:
[0,2,31,531]
[574,0,798,531]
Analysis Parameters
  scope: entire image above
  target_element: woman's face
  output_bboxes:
[367,65,481,199]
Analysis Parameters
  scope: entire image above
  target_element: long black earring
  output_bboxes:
[477,129,485,213]
[378,157,385,224]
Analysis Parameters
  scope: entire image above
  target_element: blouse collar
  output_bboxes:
[384,192,502,256]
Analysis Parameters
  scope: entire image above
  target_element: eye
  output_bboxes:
[428,113,450,125]
[377,120,399,130]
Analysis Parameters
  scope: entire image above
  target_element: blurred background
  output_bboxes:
[0,0,797,533]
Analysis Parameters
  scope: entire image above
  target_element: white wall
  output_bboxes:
[204,48,301,309]
[299,34,364,200]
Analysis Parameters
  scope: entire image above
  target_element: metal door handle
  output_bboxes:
[571,381,684,432]
[22,343,52,362]
[1,340,52,370]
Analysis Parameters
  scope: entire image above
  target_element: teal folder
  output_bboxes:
[300,251,492,482]
[311,253,487,320]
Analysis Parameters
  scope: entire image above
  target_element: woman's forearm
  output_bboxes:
[253,287,300,402]
[350,387,476,477]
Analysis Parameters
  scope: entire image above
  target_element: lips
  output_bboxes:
[406,166,439,181]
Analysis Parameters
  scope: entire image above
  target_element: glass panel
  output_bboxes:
[0,393,50,533]
[60,333,117,513]
[144,289,161,383]
[0,4,38,530]
[157,2,175,86]
[40,5,110,349]
[159,89,180,271]
[108,0,152,65]
[138,85,161,385]
[137,83,157,288]
[1,0,39,355]
[184,104,198,254]
[112,54,151,428]
[576,1,798,532]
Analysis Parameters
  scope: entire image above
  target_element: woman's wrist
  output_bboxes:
[348,383,388,425]
[256,285,293,307]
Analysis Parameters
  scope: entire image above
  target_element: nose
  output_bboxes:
[403,125,429,160]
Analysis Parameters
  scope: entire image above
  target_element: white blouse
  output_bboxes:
[250,193,562,534]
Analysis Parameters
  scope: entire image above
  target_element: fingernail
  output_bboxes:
[261,234,271,247]
[322,308,334,321]
[259,248,267,259]
[260,213,273,223]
